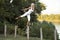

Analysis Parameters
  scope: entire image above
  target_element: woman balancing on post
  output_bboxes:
[16,3,35,25]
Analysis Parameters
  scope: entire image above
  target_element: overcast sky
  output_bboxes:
[39,0,60,14]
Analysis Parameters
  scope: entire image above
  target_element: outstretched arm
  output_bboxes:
[16,7,30,19]
[22,7,31,12]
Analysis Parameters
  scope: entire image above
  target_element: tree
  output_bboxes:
[27,21,59,40]
[41,21,58,40]
[0,0,46,28]
[0,0,46,37]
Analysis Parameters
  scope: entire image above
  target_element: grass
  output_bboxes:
[0,34,46,40]
[0,34,40,40]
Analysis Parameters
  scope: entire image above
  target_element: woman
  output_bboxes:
[10,0,13,3]
[16,3,35,25]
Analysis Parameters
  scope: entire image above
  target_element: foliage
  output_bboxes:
[0,0,59,40]
[0,0,46,24]
[29,21,59,40]
[0,0,46,35]
[41,21,58,40]
[0,21,4,34]
[29,21,41,37]
[37,14,60,23]
[7,23,15,34]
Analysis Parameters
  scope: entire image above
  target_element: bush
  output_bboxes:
[17,28,26,35]
[29,22,41,37]
[0,21,4,34]
[29,21,59,40]
[7,23,15,34]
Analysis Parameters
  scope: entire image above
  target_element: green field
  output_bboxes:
[0,34,45,40]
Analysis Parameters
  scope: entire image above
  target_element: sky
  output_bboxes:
[39,0,60,14]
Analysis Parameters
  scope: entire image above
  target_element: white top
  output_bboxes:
[20,8,34,21]
[10,0,13,3]
[26,8,34,15]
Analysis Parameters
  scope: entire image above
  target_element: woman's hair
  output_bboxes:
[25,4,31,8]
